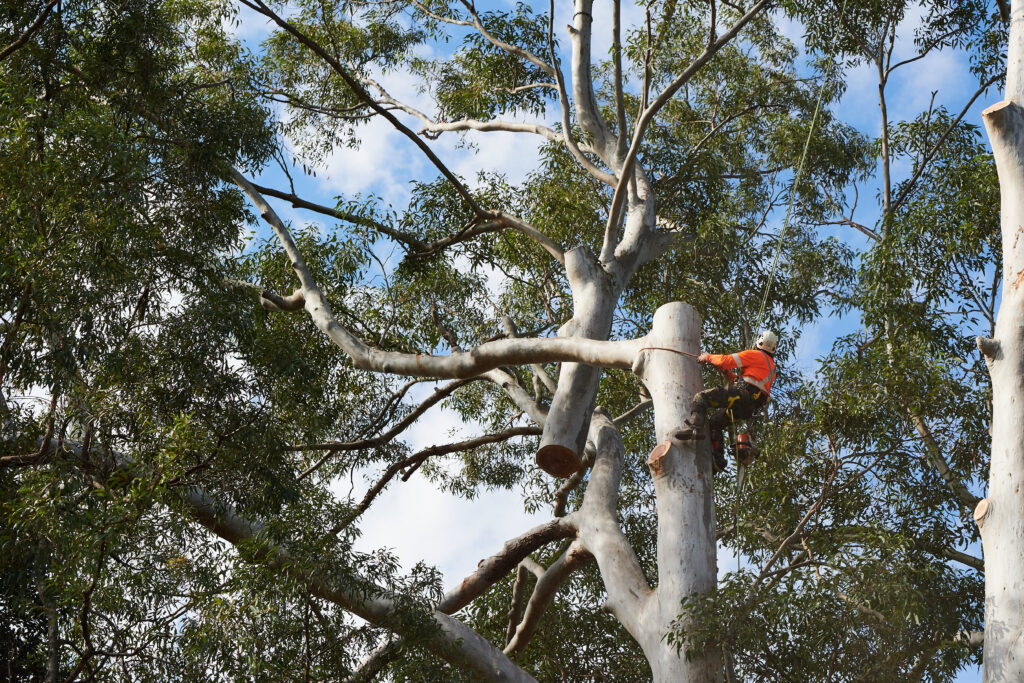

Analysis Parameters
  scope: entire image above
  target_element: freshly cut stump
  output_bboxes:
[536,445,582,478]
[647,441,671,476]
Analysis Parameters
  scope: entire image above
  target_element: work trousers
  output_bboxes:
[692,382,768,431]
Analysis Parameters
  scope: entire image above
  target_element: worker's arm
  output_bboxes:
[698,352,740,381]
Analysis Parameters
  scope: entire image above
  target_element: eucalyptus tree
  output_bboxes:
[979,1,1024,679]
[1,0,1001,681]
[692,0,1005,680]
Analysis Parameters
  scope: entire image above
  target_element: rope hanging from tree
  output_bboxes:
[753,0,851,336]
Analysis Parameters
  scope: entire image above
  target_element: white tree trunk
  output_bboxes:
[537,247,619,475]
[634,303,722,682]
[979,4,1024,678]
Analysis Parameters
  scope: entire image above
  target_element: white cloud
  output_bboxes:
[318,118,423,204]
[346,388,548,585]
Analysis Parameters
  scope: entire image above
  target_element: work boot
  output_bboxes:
[674,411,706,441]
[712,451,728,474]
[711,433,727,474]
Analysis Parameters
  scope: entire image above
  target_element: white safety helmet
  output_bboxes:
[756,330,778,353]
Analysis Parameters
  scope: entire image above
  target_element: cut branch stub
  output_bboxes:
[647,440,671,477]
[536,445,583,478]
[973,497,990,528]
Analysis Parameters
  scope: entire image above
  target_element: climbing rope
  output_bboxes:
[636,346,701,359]
[753,0,851,336]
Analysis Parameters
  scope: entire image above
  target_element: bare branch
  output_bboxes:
[889,73,1001,214]
[437,518,577,615]
[231,171,644,383]
[483,368,550,426]
[505,565,531,646]
[886,29,961,75]
[909,412,981,510]
[612,0,628,161]
[345,638,400,683]
[748,455,836,598]
[569,412,650,637]
[941,547,983,572]
[329,426,541,534]
[294,378,477,460]
[545,0,617,187]
[568,0,616,161]
[504,540,592,654]
[249,182,428,250]
[350,517,577,678]
[501,315,558,395]
[613,399,653,428]
[552,446,595,517]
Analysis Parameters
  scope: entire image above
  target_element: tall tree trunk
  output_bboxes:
[979,4,1024,678]
[635,303,721,681]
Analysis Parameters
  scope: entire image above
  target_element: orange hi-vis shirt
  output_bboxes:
[704,349,777,394]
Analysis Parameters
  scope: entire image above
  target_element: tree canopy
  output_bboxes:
[1,0,1007,680]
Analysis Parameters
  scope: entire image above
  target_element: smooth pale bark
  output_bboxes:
[182,485,538,682]
[538,247,619,471]
[555,305,720,682]
[571,411,650,641]
[980,5,1024,677]
[632,303,721,681]
[232,170,647,379]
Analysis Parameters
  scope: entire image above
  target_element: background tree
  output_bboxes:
[0,0,1005,680]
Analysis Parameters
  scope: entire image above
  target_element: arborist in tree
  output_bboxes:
[676,330,778,472]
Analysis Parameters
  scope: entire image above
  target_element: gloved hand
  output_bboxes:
[698,352,711,363]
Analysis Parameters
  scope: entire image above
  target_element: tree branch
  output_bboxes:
[547,0,617,187]
[0,0,59,63]
[907,631,984,682]
[248,182,428,251]
[505,565,531,646]
[332,426,542,532]
[348,517,577,679]
[569,411,650,637]
[941,547,983,572]
[294,379,477,464]
[44,440,539,682]
[238,0,487,216]
[232,170,643,382]
[908,412,980,510]
[601,0,771,261]
[568,0,616,161]
[437,518,577,615]
[889,73,1001,214]
[411,0,555,76]
[503,540,593,654]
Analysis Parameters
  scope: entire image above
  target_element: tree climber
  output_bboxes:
[675,331,778,472]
